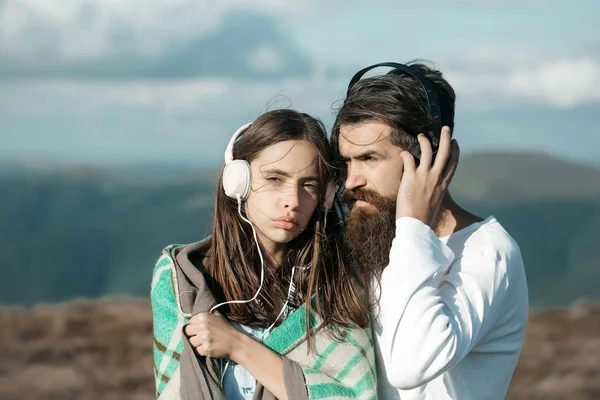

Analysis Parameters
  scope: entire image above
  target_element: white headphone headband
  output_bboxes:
[224,122,253,164]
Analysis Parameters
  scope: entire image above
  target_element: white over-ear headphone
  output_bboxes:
[222,122,336,212]
[223,122,253,201]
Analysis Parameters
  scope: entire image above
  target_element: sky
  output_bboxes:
[1,0,599,166]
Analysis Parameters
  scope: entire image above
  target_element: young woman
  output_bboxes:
[151,109,377,400]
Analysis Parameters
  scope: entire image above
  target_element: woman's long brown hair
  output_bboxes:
[208,109,369,348]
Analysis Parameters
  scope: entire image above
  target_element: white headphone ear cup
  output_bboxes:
[322,181,336,211]
[223,160,251,200]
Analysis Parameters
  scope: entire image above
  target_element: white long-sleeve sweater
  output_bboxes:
[372,216,529,399]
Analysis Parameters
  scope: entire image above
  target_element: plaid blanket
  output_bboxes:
[151,242,377,399]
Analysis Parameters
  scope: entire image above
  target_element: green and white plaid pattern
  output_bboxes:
[152,246,189,398]
[151,245,377,399]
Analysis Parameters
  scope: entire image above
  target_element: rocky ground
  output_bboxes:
[1,299,599,399]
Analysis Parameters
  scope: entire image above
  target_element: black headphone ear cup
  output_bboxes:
[408,142,422,161]
[322,182,336,211]
[428,104,442,151]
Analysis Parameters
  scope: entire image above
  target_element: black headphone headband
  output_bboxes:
[346,62,442,160]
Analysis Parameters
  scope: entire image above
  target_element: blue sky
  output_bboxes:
[1,0,599,166]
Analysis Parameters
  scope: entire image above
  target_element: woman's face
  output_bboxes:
[245,139,321,254]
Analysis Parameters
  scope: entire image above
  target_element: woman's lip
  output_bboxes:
[274,220,296,230]
[273,215,297,223]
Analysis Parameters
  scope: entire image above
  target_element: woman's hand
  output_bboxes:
[185,312,291,399]
[184,312,241,359]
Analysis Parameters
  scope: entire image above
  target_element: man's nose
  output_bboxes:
[345,169,367,191]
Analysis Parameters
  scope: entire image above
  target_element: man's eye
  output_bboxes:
[304,182,318,190]
[267,177,282,182]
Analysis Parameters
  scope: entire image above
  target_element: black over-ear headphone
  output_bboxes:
[346,62,443,161]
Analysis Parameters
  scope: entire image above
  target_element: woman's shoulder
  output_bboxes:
[157,236,212,265]
[151,236,214,317]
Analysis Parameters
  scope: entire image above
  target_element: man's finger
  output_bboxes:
[432,127,452,174]
[400,151,416,175]
[441,139,460,188]
[416,134,432,169]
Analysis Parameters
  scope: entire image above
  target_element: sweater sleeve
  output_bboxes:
[379,217,510,390]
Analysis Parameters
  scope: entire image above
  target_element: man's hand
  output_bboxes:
[395,126,459,225]
[184,312,242,359]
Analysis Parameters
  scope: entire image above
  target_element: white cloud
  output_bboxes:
[447,58,600,108]
[506,59,600,107]
[0,72,347,163]
[0,0,317,59]
[0,79,230,117]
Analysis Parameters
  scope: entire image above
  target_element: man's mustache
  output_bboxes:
[343,188,388,206]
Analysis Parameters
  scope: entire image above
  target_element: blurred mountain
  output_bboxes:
[451,151,600,205]
[0,151,599,308]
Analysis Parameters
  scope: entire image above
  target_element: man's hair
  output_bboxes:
[331,61,456,159]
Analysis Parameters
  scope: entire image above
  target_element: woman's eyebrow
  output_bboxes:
[262,168,319,181]
[262,168,290,177]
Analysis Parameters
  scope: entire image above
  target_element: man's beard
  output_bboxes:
[343,188,397,282]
